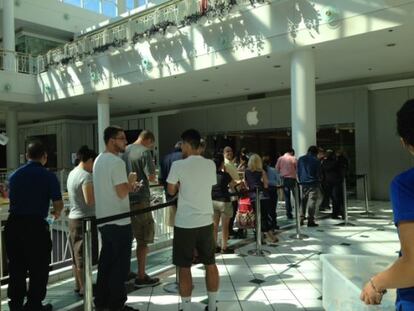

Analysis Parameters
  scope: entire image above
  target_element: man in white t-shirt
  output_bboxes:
[167,129,219,311]
[93,126,140,311]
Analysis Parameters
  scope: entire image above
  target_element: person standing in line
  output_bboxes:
[212,153,236,254]
[321,149,344,219]
[93,126,140,311]
[222,146,241,237]
[297,146,322,227]
[263,155,281,231]
[122,130,160,288]
[167,129,219,311]
[159,141,182,227]
[275,148,297,220]
[5,141,63,311]
[67,145,98,296]
[244,154,278,244]
[360,99,414,309]
[159,141,182,197]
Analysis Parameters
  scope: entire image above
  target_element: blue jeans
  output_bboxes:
[268,186,278,229]
[283,178,296,218]
[94,224,132,310]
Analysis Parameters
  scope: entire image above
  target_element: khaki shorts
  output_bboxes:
[68,217,99,268]
[166,205,177,227]
[213,200,233,218]
[130,200,155,245]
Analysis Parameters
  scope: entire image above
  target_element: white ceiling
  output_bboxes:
[1,21,414,124]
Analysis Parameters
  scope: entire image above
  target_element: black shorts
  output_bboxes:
[173,224,215,268]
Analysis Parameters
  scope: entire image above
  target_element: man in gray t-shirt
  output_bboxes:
[67,166,95,219]
[122,130,159,288]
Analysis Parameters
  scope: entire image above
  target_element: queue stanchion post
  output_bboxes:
[83,218,93,311]
[0,224,3,311]
[289,183,308,240]
[336,178,355,226]
[248,187,270,256]
[359,174,374,217]
[163,266,179,293]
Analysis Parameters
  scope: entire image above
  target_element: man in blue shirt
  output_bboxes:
[5,141,63,311]
[297,145,322,227]
[159,141,182,200]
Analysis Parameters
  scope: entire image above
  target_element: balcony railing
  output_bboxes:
[1,0,258,75]
[0,49,45,74]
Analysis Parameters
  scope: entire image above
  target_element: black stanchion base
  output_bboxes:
[359,211,376,217]
[289,233,309,240]
[247,249,271,257]
[163,281,179,294]
[335,221,356,226]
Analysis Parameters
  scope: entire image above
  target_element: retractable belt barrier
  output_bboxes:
[82,198,177,311]
[355,174,373,217]
[247,187,270,257]
[289,183,309,240]
[336,177,355,227]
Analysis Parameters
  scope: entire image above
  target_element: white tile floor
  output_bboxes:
[1,200,398,311]
[122,200,400,311]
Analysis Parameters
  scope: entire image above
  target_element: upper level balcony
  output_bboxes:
[2,0,414,107]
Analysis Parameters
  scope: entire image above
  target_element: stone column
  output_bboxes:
[3,0,16,72]
[97,93,110,153]
[290,50,317,157]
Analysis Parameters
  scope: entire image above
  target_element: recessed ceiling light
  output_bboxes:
[386,43,396,47]
[273,65,281,68]
[311,46,316,49]
[244,88,250,91]
[202,79,210,82]
[368,68,373,71]
[215,67,219,69]
[388,29,394,32]
[173,76,177,79]
[148,89,155,92]
[315,77,319,80]
[266,55,270,59]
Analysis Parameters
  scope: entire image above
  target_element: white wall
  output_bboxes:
[369,87,414,200]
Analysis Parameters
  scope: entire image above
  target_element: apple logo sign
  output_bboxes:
[246,106,259,126]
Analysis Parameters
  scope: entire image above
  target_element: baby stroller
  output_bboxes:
[233,187,255,238]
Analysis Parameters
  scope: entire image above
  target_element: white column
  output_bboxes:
[6,110,18,170]
[290,50,316,157]
[118,0,127,15]
[97,93,110,153]
[3,0,16,72]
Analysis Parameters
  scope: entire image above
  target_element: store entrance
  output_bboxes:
[204,124,356,193]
